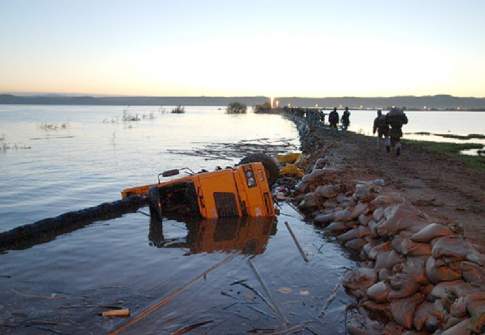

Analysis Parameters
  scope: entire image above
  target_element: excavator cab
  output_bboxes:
[121,155,279,220]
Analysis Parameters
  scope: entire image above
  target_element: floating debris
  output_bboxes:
[166,138,297,161]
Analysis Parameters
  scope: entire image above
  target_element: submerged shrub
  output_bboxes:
[226,102,247,114]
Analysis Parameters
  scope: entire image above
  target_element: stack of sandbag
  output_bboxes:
[293,171,485,334]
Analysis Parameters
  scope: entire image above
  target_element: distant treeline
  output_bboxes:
[1,94,485,110]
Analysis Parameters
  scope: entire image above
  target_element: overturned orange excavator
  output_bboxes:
[121,154,279,220]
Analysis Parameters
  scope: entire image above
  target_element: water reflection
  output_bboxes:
[148,216,277,255]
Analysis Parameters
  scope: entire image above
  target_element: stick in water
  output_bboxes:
[284,221,309,262]
[108,254,235,335]
[247,258,288,325]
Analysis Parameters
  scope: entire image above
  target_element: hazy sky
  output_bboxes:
[1,0,484,97]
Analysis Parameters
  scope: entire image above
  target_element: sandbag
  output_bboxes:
[466,298,485,333]
[298,192,320,210]
[343,268,377,291]
[347,307,385,335]
[450,296,468,318]
[376,203,427,237]
[392,235,431,257]
[432,236,471,260]
[403,256,429,285]
[334,209,353,222]
[351,202,369,219]
[440,318,472,335]
[372,207,384,221]
[375,250,404,270]
[410,223,453,243]
[425,256,462,283]
[461,261,485,285]
[358,214,371,226]
[337,226,370,242]
[326,221,353,235]
[345,238,367,251]
[388,272,420,299]
[368,241,393,260]
[413,301,435,331]
[370,193,405,209]
[314,184,339,198]
[390,293,424,329]
[313,212,335,226]
[430,280,476,300]
[367,281,391,303]
[361,300,392,319]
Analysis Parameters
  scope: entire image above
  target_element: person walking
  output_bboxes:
[386,107,408,156]
[341,107,351,131]
[328,107,339,129]
[319,109,326,125]
[373,109,390,152]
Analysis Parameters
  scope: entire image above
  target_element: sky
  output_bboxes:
[1,0,485,97]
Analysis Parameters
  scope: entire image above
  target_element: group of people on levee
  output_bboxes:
[285,105,408,156]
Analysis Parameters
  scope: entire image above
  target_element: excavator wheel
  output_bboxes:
[148,187,163,220]
[239,153,279,186]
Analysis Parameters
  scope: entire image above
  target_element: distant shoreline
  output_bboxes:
[1,94,485,111]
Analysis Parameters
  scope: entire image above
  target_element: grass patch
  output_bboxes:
[404,139,485,171]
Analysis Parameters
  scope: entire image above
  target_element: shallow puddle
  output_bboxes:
[0,203,355,334]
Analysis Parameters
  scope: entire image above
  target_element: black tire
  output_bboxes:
[148,187,163,220]
[239,153,279,186]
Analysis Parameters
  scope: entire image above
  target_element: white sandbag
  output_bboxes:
[372,207,384,221]
[367,281,391,303]
[375,250,404,271]
[314,184,339,198]
[370,193,405,209]
[337,226,370,242]
[345,238,368,251]
[326,221,353,234]
[413,301,435,331]
[390,293,424,329]
[343,268,377,291]
[441,318,472,335]
[425,256,462,283]
[313,212,335,226]
[351,202,369,219]
[432,236,472,260]
[388,272,420,299]
[298,192,319,210]
[461,261,485,285]
[358,214,371,226]
[334,209,353,222]
[410,223,453,243]
[368,241,392,260]
[430,280,476,300]
[376,203,428,237]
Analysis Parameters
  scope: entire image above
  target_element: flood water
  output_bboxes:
[1,105,484,334]
[0,203,355,334]
[0,105,298,232]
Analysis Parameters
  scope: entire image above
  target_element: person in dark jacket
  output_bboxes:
[386,107,408,156]
[328,107,339,129]
[341,107,350,131]
[373,109,390,151]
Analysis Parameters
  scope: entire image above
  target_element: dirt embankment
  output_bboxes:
[297,120,485,251]
[286,114,485,334]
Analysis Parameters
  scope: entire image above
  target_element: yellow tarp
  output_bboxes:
[276,152,302,164]
[280,163,304,177]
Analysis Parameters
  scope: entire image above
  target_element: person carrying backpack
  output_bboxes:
[373,109,390,151]
[341,107,351,131]
[328,107,339,129]
[386,107,408,156]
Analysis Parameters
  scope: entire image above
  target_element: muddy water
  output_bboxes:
[0,203,355,334]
